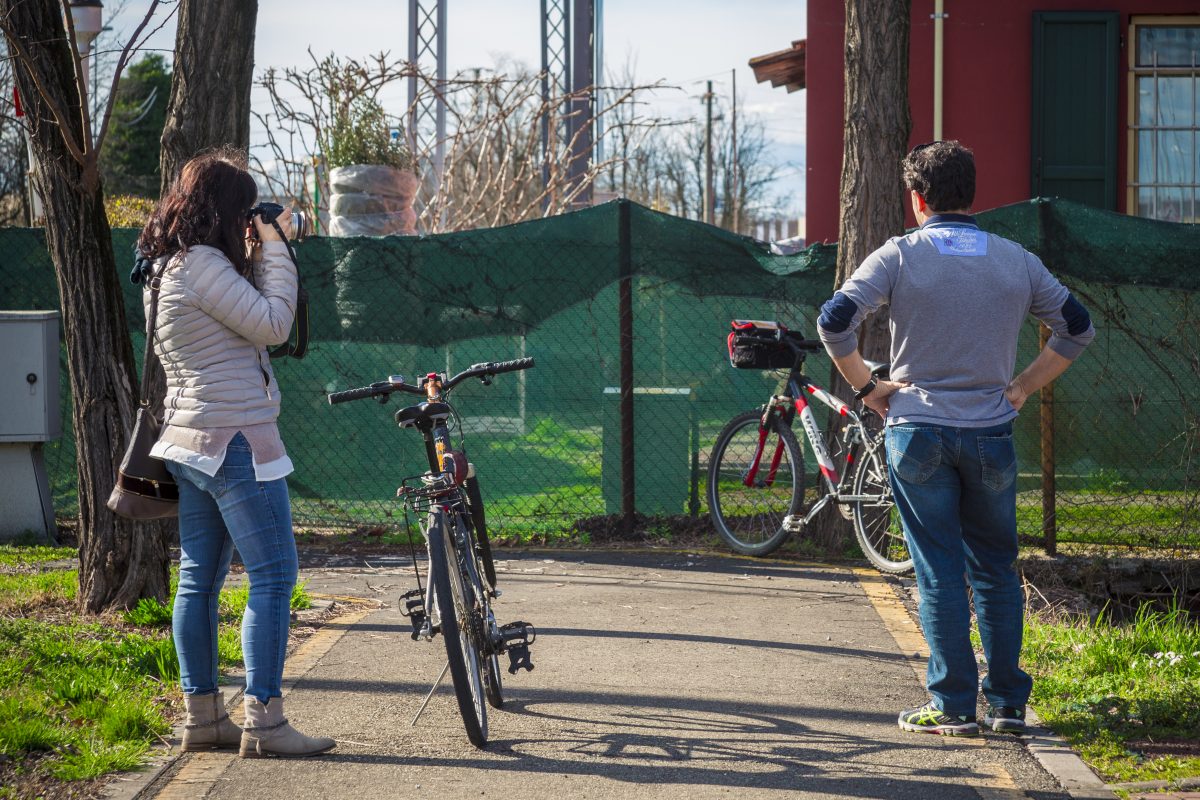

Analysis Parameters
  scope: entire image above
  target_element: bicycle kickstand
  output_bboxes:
[410,660,451,728]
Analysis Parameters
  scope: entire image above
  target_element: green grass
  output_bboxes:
[0,543,76,569]
[1016,492,1200,548]
[1021,605,1200,785]
[0,570,77,614]
[1,549,313,785]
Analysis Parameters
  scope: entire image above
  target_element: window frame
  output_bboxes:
[1127,14,1200,221]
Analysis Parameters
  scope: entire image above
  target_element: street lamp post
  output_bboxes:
[21,1,105,224]
[67,1,104,92]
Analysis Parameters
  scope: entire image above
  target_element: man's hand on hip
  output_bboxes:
[1005,379,1029,412]
[863,379,910,418]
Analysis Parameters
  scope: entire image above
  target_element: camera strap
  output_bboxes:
[267,219,309,361]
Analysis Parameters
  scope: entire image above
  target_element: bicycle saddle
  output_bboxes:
[864,359,891,379]
[395,401,452,430]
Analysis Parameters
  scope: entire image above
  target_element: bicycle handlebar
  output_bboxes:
[327,357,536,405]
[327,381,405,405]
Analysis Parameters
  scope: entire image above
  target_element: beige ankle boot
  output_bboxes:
[182,692,243,751]
[239,697,335,758]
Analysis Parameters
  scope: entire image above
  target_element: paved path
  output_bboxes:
[138,551,1076,800]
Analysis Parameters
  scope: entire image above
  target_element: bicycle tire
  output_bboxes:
[850,433,913,574]
[464,475,497,589]
[427,511,489,747]
[707,410,805,556]
[483,650,504,709]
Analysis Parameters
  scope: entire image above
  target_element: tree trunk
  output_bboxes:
[835,0,911,355]
[2,0,169,612]
[159,0,258,195]
[815,0,911,545]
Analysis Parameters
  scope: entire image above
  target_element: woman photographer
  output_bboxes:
[137,150,333,759]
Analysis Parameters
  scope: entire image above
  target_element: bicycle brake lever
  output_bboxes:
[479,375,493,386]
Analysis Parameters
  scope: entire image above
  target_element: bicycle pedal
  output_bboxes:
[499,621,536,674]
[782,514,805,533]
[399,589,426,640]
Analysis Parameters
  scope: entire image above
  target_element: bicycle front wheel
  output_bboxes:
[707,410,805,556]
[427,512,489,747]
[850,436,913,574]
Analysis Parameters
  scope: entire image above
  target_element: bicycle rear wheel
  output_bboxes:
[427,511,489,747]
[483,646,504,709]
[707,410,805,556]
[850,436,913,574]
[464,475,498,589]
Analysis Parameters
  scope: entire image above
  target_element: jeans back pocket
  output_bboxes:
[888,426,943,484]
[978,433,1017,493]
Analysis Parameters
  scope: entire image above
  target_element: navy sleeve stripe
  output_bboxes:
[818,291,859,333]
[1062,293,1091,336]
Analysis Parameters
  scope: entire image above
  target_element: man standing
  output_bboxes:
[817,141,1094,736]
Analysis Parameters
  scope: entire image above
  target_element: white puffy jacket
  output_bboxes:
[144,242,298,429]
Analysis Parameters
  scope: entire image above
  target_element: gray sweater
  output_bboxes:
[817,215,1095,427]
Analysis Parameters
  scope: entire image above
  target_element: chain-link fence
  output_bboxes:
[1,198,1196,550]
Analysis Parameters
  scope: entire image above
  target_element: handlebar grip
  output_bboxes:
[477,357,536,374]
[328,383,387,405]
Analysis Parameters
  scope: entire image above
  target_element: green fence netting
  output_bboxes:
[1,198,1196,548]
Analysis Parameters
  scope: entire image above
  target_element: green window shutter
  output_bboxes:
[1031,11,1120,210]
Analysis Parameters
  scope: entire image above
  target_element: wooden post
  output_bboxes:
[1039,324,1057,555]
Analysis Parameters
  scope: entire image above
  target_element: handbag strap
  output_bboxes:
[139,259,168,407]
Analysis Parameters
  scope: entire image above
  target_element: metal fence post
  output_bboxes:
[1039,324,1057,556]
[689,400,700,516]
[618,200,635,533]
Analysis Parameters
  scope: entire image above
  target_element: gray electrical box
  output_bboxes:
[0,311,61,442]
[0,310,61,543]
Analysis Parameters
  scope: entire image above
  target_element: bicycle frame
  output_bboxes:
[749,367,882,530]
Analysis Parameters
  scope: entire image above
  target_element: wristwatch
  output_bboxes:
[853,377,878,402]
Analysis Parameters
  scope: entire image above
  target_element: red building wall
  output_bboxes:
[805,0,1199,244]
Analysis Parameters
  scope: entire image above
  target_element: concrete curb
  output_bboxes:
[889,576,1117,800]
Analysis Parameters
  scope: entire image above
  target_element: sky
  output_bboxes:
[106,0,807,218]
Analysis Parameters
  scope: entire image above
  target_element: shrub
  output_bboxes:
[104,195,156,227]
[326,97,416,171]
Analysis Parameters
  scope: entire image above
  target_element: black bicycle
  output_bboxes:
[328,358,537,747]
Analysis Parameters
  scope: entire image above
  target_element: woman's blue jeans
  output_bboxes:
[885,421,1033,716]
[165,433,298,703]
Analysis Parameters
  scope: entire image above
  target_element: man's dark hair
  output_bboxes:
[902,140,975,212]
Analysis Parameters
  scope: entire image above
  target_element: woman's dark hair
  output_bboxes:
[138,149,257,276]
[901,140,975,212]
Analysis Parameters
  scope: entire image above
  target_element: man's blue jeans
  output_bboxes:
[165,433,298,703]
[885,421,1032,716]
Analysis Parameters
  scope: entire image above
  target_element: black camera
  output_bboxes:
[248,202,310,241]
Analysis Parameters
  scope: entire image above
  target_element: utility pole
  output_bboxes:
[731,68,739,233]
[567,0,595,207]
[703,79,714,225]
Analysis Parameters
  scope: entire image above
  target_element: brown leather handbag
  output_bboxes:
[107,260,179,519]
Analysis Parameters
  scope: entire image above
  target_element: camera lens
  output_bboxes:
[291,211,310,241]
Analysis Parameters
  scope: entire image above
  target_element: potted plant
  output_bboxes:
[324,96,419,236]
